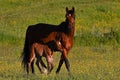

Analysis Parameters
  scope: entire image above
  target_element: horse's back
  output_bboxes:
[26,23,59,43]
[28,23,58,33]
[27,22,66,35]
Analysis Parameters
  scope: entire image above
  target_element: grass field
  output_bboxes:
[0,0,120,80]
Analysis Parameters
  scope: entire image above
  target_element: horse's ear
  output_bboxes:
[72,7,75,12]
[66,7,68,12]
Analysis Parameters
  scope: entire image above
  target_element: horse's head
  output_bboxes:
[65,7,75,31]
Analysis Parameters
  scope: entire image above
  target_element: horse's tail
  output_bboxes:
[21,30,30,70]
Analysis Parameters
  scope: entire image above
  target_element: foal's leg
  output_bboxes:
[46,57,51,74]
[49,54,54,72]
[36,57,43,74]
[50,59,54,73]
[46,54,54,74]
[39,58,47,69]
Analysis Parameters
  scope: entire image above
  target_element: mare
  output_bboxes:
[21,7,75,75]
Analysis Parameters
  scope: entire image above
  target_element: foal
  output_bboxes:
[27,38,63,74]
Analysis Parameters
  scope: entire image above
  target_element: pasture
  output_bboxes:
[0,0,120,80]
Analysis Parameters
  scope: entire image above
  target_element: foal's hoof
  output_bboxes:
[42,68,48,74]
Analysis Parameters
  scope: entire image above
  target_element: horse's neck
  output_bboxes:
[66,21,75,37]
[58,21,75,37]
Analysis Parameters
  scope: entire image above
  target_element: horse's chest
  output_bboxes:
[62,36,73,49]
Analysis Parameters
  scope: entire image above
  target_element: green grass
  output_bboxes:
[0,0,120,80]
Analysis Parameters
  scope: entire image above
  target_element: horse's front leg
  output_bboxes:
[64,49,70,73]
[56,54,64,74]
[56,49,70,74]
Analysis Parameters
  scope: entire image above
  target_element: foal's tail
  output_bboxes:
[21,33,30,70]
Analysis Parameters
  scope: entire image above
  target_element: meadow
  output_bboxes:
[0,0,120,80]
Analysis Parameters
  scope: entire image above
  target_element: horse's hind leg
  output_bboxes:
[28,46,35,74]
[26,62,31,75]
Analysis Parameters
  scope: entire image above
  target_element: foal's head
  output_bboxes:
[47,34,63,52]
[66,7,75,28]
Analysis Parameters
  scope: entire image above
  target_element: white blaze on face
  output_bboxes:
[68,14,71,16]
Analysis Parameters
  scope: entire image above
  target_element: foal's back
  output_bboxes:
[33,43,51,57]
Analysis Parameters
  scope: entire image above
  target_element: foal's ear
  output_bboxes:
[72,7,75,12]
[66,7,68,12]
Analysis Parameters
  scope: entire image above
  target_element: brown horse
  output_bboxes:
[28,37,63,74]
[21,7,75,74]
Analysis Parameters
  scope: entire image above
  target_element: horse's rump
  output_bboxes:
[26,23,62,44]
